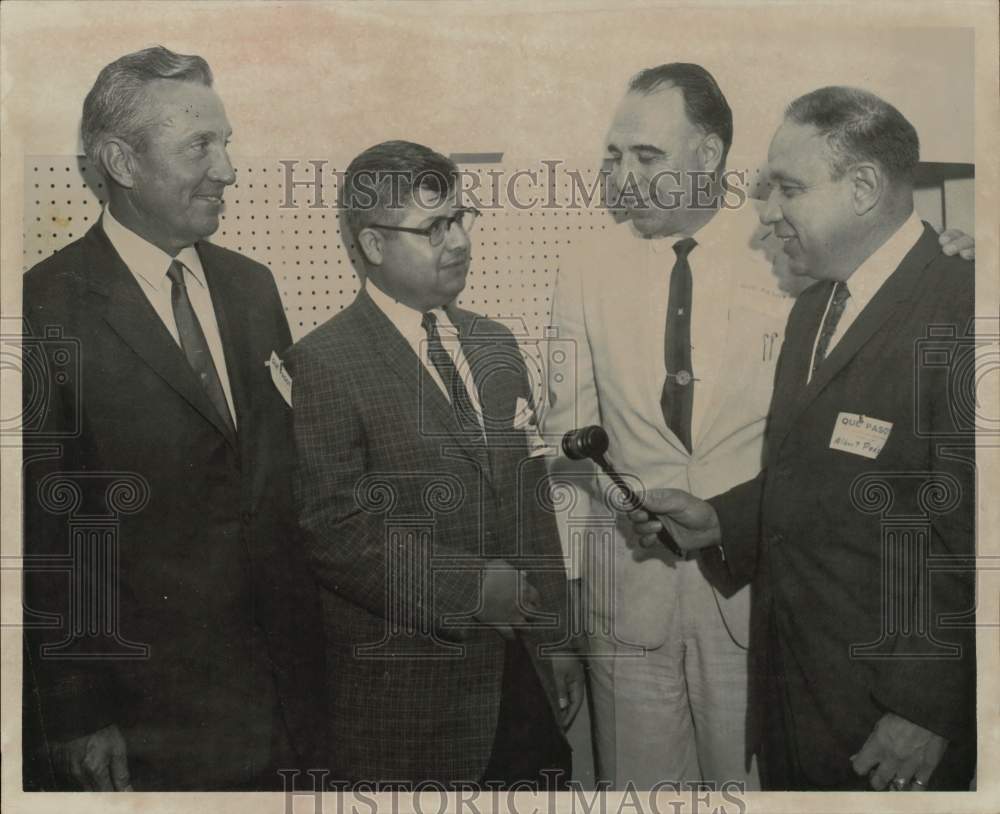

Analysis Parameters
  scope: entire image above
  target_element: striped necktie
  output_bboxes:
[166,260,236,439]
[421,311,482,435]
[812,281,851,375]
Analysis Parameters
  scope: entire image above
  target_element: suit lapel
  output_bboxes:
[630,245,692,458]
[84,225,237,449]
[690,257,740,451]
[356,291,493,476]
[199,244,249,452]
[773,224,938,448]
[449,307,501,481]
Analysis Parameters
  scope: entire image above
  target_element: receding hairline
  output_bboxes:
[616,84,720,141]
[767,121,841,181]
[781,85,919,184]
[607,85,703,149]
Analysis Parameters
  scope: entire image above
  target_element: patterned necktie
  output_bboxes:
[811,281,851,375]
[661,237,697,453]
[166,260,236,439]
[421,311,482,435]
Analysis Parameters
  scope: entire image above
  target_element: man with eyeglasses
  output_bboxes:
[284,140,583,787]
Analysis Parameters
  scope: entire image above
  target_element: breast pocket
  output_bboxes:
[725,306,785,417]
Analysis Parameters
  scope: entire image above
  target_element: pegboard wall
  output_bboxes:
[22,157,963,344]
[24,156,673,343]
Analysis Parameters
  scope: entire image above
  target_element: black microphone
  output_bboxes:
[561,426,685,558]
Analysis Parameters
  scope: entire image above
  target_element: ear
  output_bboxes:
[696,133,724,175]
[100,139,137,189]
[850,163,881,215]
[356,227,384,267]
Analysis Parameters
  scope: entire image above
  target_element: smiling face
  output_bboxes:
[121,79,235,253]
[364,190,472,311]
[760,119,860,280]
[604,88,717,238]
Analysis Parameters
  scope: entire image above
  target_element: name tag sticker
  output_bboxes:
[266,351,293,407]
[829,412,893,460]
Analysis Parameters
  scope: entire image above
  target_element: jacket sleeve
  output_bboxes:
[868,272,976,744]
[507,339,571,653]
[21,291,120,747]
[703,471,765,595]
[700,287,807,597]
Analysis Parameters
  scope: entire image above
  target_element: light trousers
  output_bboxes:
[584,560,760,791]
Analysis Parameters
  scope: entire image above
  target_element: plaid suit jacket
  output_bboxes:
[286,288,570,784]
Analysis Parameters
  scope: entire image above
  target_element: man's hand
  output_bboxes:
[51,723,133,791]
[851,712,948,791]
[476,559,544,640]
[939,229,975,260]
[551,654,586,730]
[627,488,722,554]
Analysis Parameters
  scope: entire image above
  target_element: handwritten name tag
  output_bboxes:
[829,412,893,460]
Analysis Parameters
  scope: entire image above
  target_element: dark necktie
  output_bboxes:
[661,237,697,453]
[421,311,482,435]
[811,281,851,375]
[166,260,236,438]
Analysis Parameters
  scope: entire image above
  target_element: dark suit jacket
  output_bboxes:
[286,289,569,784]
[705,223,976,788]
[22,222,325,790]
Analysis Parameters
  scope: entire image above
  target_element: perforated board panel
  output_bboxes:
[24,156,966,344]
[23,157,614,344]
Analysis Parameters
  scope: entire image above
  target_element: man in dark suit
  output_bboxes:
[629,87,976,791]
[22,46,325,791]
[286,140,583,787]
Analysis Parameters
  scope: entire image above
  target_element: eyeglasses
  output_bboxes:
[369,207,481,247]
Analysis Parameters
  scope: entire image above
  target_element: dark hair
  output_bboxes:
[341,140,457,243]
[82,46,213,170]
[628,63,733,167]
[785,86,919,185]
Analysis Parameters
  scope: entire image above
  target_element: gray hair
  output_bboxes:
[81,46,213,170]
[785,86,919,185]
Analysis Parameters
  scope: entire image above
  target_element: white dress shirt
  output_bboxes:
[645,207,757,443]
[366,283,485,429]
[808,212,924,382]
[102,206,237,425]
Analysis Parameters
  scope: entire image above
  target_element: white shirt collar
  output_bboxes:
[843,211,924,309]
[366,281,424,342]
[102,205,205,287]
[365,282,459,340]
[645,207,726,255]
